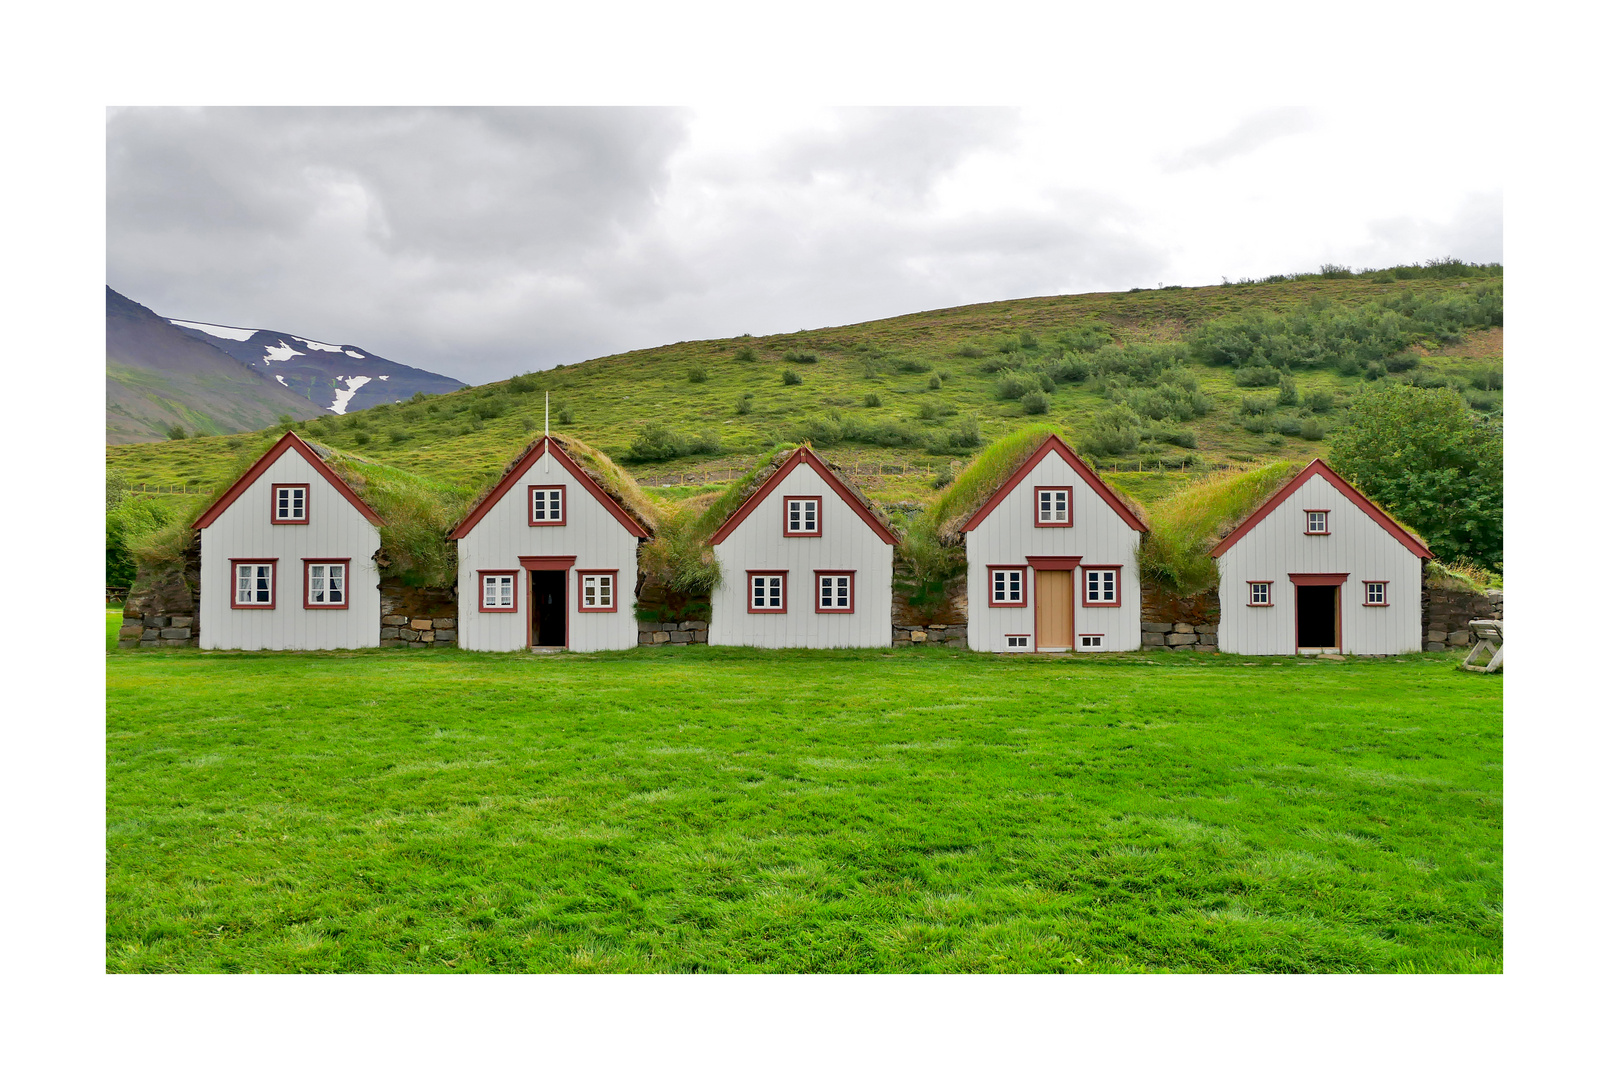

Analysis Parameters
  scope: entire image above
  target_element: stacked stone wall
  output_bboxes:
[892,573,968,646]
[380,581,458,647]
[119,549,201,648]
[1422,576,1502,652]
[637,620,709,645]
[1140,583,1220,652]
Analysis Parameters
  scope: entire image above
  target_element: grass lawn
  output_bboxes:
[107,617,1502,973]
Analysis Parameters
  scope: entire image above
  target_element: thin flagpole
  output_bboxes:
[544,391,550,473]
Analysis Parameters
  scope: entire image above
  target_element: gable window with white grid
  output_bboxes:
[273,485,308,523]
[1305,510,1329,534]
[784,498,820,536]
[530,487,564,524]
[1037,488,1070,525]
[1248,581,1272,606]
[1365,581,1388,606]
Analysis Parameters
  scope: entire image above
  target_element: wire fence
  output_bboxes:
[127,483,207,495]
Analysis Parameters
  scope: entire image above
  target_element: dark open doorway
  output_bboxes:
[1296,585,1338,649]
[530,569,566,647]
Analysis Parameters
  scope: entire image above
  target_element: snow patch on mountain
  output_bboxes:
[294,336,344,353]
[169,318,259,342]
[262,341,305,364]
[345,349,365,358]
[274,374,288,386]
[328,375,373,415]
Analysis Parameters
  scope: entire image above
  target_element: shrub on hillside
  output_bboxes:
[1020,391,1049,415]
[1077,406,1142,458]
[864,392,882,407]
[995,374,1037,400]
[1234,365,1282,387]
[1278,374,1299,406]
[165,425,188,440]
[897,359,932,374]
[955,344,986,359]
[1469,367,1503,391]
[1464,389,1502,413]
[470,398,506,420]
[507,374,538,394]
[1299,418,1326,440]
[927,374,942,390]
[1239,394,1277,416]
[353,431,371,446]
[946,418,983,449]
[735,395,753,415]
[1303,389,1335,413]
[687,366,708,383]
[783,350,818,363]
[782,369,803,386]
[734,346,758,362]
[1057,325,1113,353]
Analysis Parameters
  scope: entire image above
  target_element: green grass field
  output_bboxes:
[106,616,1503,973]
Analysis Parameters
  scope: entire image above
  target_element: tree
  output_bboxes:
[1328,383,1502,570]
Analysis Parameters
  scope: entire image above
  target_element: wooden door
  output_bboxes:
[1035,570,1073,650]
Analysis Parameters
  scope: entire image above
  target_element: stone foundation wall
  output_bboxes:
[119,548,201,648]
[1140,583,1219,652]
[894,622,967,646]
[637,620,709,645]
[1422,578,1502,652]
[380,581,458,647]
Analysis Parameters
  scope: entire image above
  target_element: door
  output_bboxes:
[1295,585,1338,650]
[530,569,567,647]
[1035,570,1073,650]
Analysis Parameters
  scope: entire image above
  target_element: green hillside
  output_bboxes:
[106,263,1503,511]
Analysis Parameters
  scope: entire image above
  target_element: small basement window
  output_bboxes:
[1364,581,1389,606]
[304,561,348,608]
[232,561,276,608]
[1005,635,1030,649]
[1305,510,1329,535]
[271,484,309,523]
[1248,581,1272,606]
[783,497,822,536]
[1036,487,1071,526]
[578,571,617,611]
[529,486,565,525]
[990,567,1026,606]
[480,571,517,612]
[1079,634,1105,650]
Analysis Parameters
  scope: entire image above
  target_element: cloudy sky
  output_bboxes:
[107,106,1502,386]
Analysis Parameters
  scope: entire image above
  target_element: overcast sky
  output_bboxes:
[107,106,1502,386]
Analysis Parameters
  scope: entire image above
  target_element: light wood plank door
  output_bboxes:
[1036,570,1073,649]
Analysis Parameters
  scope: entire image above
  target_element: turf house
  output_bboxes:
[192,430,385,650]
[706,445,898,648]
[952,432,1149,653]
[1210,458,1433,656]
[449,435,656,652]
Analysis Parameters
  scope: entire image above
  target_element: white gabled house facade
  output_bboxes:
[961,434,1148,654]
[1211,458,1432,656]
[194,430,384,651]
[450,437,651,652]
[707,446,897,648]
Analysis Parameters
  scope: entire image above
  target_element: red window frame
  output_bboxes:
[270,484,310,525]
[747,570,788,613]
[1247,581,1274,607]
[1304,509,1331,535]
[814,570,856,614]
[782,496,823,537]
[1033,486,1073,527]
[987,565,1028,608]
[302,558,351,610]
[1081,565,1122,607]
[478,569,520,613]
[528,484,567,527]
[229,558,278,610]
[1363,580,1389,607]
[576,569,620,613]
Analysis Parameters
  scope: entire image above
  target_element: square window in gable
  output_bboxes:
[1035,486,1072,526]
[1305,510,1329,535]
[783,497,822,537]
[271,484,309,524]
[529,486,566,526]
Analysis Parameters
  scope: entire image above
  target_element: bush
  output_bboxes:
[918,402,942,422]
[735,397,752,415]
[1383,352,1419,373]
[1017,331,1039,350]
[931,461,955,490]
[782,369,803,386]
[1299,418,1326,440]
[1469,367,1503,391]
[734,346,758,362]
[507,373,538,394]
[897,359,932,374]
[470,398,506,420]
[1077,406,1141,458]
[1239,394,1277,416]
[783,350,818,363]
[389,429,411,444]
[1464,389,1502,412]
[410,390,428,404]
[1020,391,1049,415]
[1146,428,1196,448]
[353,431,371,446]
[927,374,942,390]
[557,406,573,424]
[165,424,188,440]
[521,417,537,433]
[687,366,708,383]
[1272,417,1304,437]
[1304,390,1335,413]
[947,418,983,449]
[956,344,986,359]
[863,393,882,407]
[1052,357,1092,383]
[1057,325,1113,353]
[1234,366,1282,387]
[1278,374,1299,406]
[994,374,1036,400]
[628,422,687,462]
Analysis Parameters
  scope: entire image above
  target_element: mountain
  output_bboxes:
[106,288,330,444]
[166,318,465,415]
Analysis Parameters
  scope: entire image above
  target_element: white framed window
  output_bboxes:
[1005,635,1030,650]
[1305,510,1329,535]
[304,561,347,607]
[232,561,275,607]
[1365,581,1388,606]
[816,572,853,612]
[271,484,308,523]
[1079,634,1105,650]
[578,571,617,612]
[529,486,565,525]
[1083,567,1119,606]
[783,497,821,536]
[480,572,517,611]
[1248,581,1272,606]
[1035,487,1071,525]
[749,572,787,612]
[990,567,1026,606]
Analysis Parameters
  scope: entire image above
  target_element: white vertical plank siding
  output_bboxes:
[456,448,644,652]
[199,453,381,650]
[1216,472,1423,655]
[964,452,1144,652]
[708,461,893,648]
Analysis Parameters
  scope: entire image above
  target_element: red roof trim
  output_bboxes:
[448,437,650,540]
[709,447,898,547]
[193,431,383,530]
[959,434,1148,534]
[1208,459,1433,560]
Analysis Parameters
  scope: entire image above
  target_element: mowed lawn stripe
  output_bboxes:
[107,638,1502,973]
